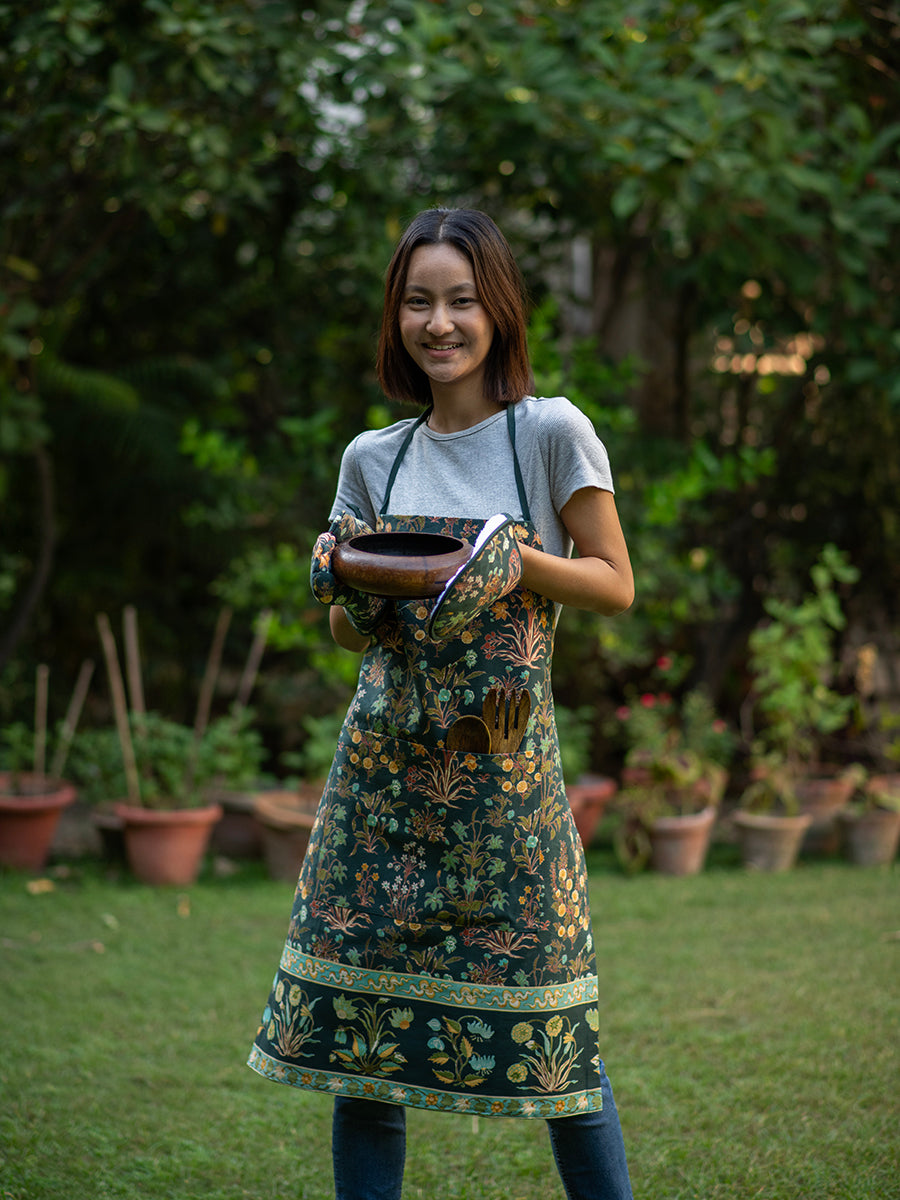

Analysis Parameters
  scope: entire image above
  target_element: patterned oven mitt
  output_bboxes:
[310,511,388,637]
[427,513,522,642]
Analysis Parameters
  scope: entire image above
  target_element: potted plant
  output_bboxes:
[732,758,816,872]
[611,686,732,875]
[108,711,228,885]
[555,704,617,849]
[733,544,859,869]
[205,707,269,859]
[91,608,271,885]
[838,771,900,867]
[0,662,91,871]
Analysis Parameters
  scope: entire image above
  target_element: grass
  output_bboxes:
[0,841,898,1200]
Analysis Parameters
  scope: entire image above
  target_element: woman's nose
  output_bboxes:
[426,304,453,334]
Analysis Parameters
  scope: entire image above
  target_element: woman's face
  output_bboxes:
[398,243,495,402]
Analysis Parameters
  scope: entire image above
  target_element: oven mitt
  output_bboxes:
[310,512,388,637]
[427,513,522,642]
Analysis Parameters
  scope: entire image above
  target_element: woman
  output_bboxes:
[248,208,635,1200]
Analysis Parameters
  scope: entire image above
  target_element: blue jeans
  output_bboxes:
[332,1063,632,1200]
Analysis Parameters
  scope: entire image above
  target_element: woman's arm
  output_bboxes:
[330,605,371,652]
[518,486,634,615]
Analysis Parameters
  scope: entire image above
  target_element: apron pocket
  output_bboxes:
[309,725,581,935]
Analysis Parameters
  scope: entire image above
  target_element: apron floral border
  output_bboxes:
[278,947,599,1011]
[247,1045,604,1119]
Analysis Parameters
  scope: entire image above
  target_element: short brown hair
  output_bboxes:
[376,208,534,406]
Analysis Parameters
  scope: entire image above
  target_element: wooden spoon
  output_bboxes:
[446,715,492,753]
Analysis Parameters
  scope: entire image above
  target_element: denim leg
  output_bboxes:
[546,1063,633,1200]
[332,1097,406,1200]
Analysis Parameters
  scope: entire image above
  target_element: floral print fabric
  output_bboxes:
[248,513,606,1118]
[428,514,523,641]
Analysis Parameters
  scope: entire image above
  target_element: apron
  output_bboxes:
[248,406,605,1118]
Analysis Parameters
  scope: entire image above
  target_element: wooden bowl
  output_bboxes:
[331,532,472,598]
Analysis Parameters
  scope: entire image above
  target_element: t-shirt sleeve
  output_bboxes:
[328,435,379,527]
[539,399,615,514]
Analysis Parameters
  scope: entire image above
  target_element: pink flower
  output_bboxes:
[640,694,656,708]
[615,706,631,721]
[656,655,673,671]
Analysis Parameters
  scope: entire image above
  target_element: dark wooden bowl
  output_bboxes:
[332,532,472,597]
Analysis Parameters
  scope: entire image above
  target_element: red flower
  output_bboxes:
[656,655,673,671]
[640,693,656,708]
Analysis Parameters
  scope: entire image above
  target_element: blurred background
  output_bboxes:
[2,0,899,787]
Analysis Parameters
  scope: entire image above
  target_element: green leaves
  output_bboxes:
[748,545,860,763]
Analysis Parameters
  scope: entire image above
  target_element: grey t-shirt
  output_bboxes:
[329,395,615,560]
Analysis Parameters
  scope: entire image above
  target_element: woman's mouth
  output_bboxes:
[424,342,462,351]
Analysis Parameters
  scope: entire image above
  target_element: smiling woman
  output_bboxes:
[377,207,534,410]
[398,242,497,428]
[247,206,635,1200]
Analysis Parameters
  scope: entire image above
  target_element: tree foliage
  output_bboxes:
[1,0,898,759]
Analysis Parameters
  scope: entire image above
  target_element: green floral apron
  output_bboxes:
[248,406,605,1118]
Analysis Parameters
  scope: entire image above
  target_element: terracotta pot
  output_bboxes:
[92,804,127,864]
[254,787,321,882]
[115,802,223,886]
[566,775,617,849]
[732,810,813,872]
[838,808,900,867]
[649,806,718,876]
[208,789,263,858]
[0,773,77,871]
[796,773,855,856]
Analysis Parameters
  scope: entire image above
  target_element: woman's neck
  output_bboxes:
[426,392,505,434]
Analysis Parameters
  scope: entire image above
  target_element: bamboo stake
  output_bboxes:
[34,664,49,778]
[50,659,95,780]
[235,609,272,711]
[123,605,146,715]
[193,606,232,742]
[96,613,141,806]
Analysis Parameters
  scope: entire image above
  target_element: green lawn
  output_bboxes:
[1,845,897,1200]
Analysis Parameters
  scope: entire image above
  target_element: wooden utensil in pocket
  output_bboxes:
[482,688,531,754]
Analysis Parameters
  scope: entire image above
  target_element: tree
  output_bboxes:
[2,0,898,748]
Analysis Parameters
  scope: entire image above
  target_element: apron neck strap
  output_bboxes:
[379,403,532,523]
[506,402,533,524]
[380,408,430,517]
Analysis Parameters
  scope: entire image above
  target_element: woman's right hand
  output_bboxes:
[310,518,388,638]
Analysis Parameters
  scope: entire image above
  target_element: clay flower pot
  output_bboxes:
[839,807,900,867]
[114,802,223,886]
[796,773,856,856]
[254,787,321,882]
[209,789,263,859]
[566,775,617,849]
[648,806,718,876]
[0,773,78,871]
[732,810,813,872]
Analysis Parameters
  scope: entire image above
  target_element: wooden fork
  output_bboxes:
[482,687,531,754]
